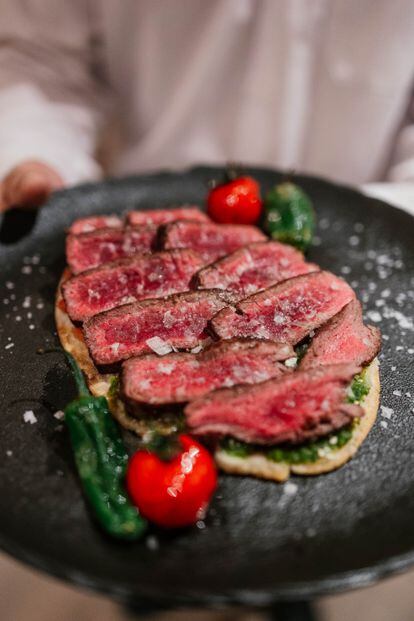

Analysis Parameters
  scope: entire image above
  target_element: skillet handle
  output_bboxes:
[0,208,38,244]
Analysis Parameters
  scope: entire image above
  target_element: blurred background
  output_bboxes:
[1,1,414,619]
[3,552,414,621]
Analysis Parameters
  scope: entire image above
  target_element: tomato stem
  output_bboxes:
[144,432,182,461]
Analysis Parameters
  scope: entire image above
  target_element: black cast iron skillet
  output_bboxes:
[0,166,413,610]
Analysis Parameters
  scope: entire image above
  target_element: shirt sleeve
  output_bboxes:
[0,0,109,185]
[387,93,414,183]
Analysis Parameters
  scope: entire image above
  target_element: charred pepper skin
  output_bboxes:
[63,352,147,540]
[264,182,315,252]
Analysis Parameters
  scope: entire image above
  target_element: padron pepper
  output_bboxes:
[63,351,147,540]
[264,182,315,251]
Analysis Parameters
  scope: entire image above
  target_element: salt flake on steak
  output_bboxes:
[146,336,173,355]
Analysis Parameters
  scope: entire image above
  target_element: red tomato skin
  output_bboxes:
[207,176,262,225]
[126,435,217,528]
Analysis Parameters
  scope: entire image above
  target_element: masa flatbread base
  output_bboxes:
[56,269,380,481]
[215,358,380,481]
[55,269,181,437]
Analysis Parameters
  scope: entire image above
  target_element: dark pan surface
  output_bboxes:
[1,166,414,608]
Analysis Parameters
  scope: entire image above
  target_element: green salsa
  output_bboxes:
[221,372,370,464]
[347,372,370,404]
[107,375,120,399]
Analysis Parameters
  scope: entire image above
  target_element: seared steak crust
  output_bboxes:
[63,249,207,322]
[160,220,267,263]
[68,215,123,235]
[127,206,210,226]
[185,363,362,444]
[196,241,318,300]
[210,271,355,345]
[66,225,157,274]
[122,339,294,406]
[300,299,381,369]
[84,289,234,365]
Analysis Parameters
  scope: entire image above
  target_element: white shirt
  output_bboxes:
[0,0,414,187]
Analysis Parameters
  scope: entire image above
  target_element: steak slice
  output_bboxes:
[63,249,208,322]
[211,271,355,345]
[185,363,362,444]
[68,215,123,235]
[127,206,210,226]
[300,299,381,369]
[84,290,234,365]
[161,220,267,263]
[196,241,318,300]
[66,225,157,274]
[122,339,294,406]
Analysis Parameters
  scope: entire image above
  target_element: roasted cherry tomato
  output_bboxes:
[126,434,217,528]
[207,176,262,224]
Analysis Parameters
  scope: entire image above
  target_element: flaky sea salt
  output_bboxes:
[382,308,414,331]
[381,406,394,420]
[273,312,285,324]
[191,345,203,354]
[285,357,298,368]
[23,410,37,424]
[146,535,159,551]
[284,482,298,496]
[366,310,382,323]
[157,362,176,375]
[146,336,173,355]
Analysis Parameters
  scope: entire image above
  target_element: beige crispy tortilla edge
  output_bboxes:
[214,357,380,482]
[55,270,157,436]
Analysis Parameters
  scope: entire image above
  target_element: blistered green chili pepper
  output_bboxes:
[264,182,315,251]
[63,352,147,540]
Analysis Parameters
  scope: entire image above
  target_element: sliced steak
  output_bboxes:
[66,225,156,274]
[63,249,208,322]
[185,363,362,444]
[68,215,123,235]
[161,220,267,263]
[196,241,318,300]
[127,206,210,226]
[84,290,234,365]
[300,299,381,369]
[122,339,294,406]
[211,271,355,345]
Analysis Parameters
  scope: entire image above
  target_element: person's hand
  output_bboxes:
[0,161,64,212]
